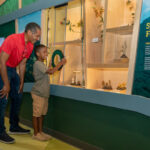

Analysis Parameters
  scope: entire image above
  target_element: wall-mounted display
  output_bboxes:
[41,0,138,94]
[42,0,84,86]
[86,0,137,94]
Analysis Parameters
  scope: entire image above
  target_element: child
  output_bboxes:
[31,44,66,141]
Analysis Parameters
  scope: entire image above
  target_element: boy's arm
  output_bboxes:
[46,58,66,74]
[48,59,52,68]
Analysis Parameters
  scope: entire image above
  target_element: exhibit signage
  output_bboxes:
[132,0,150,98]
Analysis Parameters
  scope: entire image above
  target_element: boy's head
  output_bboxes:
[34,44,48,61]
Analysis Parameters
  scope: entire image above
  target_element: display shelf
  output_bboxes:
[51,39,82,46]
[96,88,126,94]
[106,25,133,35]
[87,63,129,69]
[66,84,82,88]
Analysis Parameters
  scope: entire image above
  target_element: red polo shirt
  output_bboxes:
[0,33,34,68]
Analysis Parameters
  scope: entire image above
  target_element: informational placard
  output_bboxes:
[132,0,150,97]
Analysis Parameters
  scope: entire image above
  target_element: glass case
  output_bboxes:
[42,0,138,94]
[86,0,137,94]
[44,0,84,87]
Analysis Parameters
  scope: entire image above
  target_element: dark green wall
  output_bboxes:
[0,21,15,37]
[16,93,150,150]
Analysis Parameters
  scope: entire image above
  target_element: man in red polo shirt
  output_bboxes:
[0,22,41,144]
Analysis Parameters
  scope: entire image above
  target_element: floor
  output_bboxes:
[0,118,80,150]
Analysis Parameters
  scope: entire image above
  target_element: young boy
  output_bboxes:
[31,44,66,141]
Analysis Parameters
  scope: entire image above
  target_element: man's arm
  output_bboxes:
[18,58,27,93]
[0,51,10,98]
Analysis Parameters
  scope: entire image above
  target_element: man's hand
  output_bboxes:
[0,51,10,99]
[18,82,24,93]
[0,84,10,99]
[18,58,27,94]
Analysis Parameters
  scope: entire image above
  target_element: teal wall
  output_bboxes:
[17,93,150,150]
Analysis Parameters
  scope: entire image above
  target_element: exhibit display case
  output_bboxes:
[87,0,137,94]
[42,0,137,94]
[43,0,85,87]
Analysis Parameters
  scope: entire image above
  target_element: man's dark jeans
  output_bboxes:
[0,67,23,134]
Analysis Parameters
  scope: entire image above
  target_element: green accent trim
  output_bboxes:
[0,0,72,25]
[18,93,150,150]
[22,0,38,8]
[52,49,64,70]
[0,0,18,17]
[23,84,150,117]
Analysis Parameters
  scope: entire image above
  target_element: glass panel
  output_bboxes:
[106,0,136,28]
[47,8,55,45]
[104,0,136,63]
[64,43,83,87]
[63,0,83,87]
[66,0,82,41]
[85,0,105,65]
[46,0,84,88]
[86,0,138,94]
[55,6,66,43]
